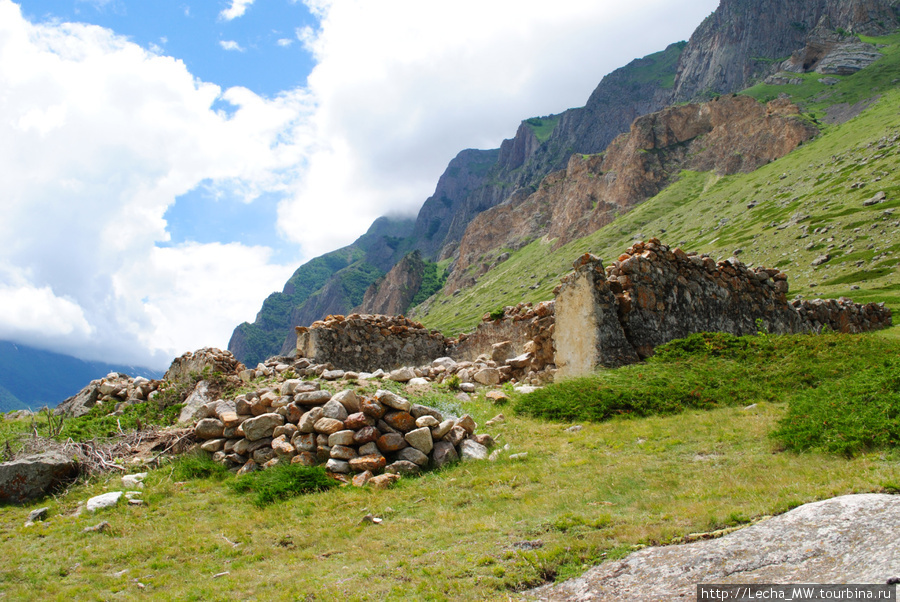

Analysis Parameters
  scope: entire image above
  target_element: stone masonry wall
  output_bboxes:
[453,301,555,372]
[554,239,892,376]
[296,314,450,372]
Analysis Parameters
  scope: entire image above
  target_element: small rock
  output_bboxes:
[24,506,48,526]
[565,425,583,433]
[352,470,373,487]
[459,439,489,461]
[121,473,147,490]
[485,414,505,426]
[459,383,476,393]
[509,452,528,461]
[322,399,349,422]
[387,367,416,382]
[375,390,411,412]
[431,441,459,468]
[415,415,439,429]
[83,521,110,533]
[331,389,360,413]
[396,446,429,467]
[349,454,387,473]
[455,415,477,435]
[485,391,509,404]
[87,492,124,512]
[241,413,284,441]
[432,419,454,439]
[325,459,350,474]
[404,427,434,455]
[322,369,345,381]
[385,460,421,475]
[368,474,401,490]
[473,368,501,386]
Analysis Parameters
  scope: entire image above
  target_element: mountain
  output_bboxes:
[229,0,900,365]
[0,340,163,412]
[228,216,416,366]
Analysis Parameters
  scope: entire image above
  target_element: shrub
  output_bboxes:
[170,451,229,481]
[771,357,900,456]
[228,463,338,507]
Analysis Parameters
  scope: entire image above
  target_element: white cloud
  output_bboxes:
[219,0,254,21]
[0,0,311,368]
[0,0,722,370]
[277,38,293,47]
[219,39,243,52]
[277,0,720,256]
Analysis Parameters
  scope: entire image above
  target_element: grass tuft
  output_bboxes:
[227,463,338,507]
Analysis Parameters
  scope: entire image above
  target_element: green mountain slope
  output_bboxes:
[415,34,900,335]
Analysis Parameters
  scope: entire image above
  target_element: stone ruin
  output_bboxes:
[294,239,892,381]
[555,239,892,376]
[295,315,448,373]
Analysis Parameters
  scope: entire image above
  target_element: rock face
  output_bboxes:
[447,96,818,292]
[530,494,900,601]
[554,240,891,375]
[357,251,427,316]
[671,0,900,102]
[0,450,79,504]
[296,314,449,373]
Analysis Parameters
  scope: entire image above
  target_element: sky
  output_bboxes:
[0,0,720,370]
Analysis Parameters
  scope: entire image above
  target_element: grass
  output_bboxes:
[2,375,899,600]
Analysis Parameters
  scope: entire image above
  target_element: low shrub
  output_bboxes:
[228,463,338,507]
[170,451,230,481]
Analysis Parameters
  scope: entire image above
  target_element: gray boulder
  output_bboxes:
[177,380,212,425]
[55,382,101,418]
[0,451,79,503]
[531,494,900,601]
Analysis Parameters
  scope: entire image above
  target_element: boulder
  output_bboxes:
[387,367,416,382]
[459,439,489,461]
[473,368,501,386]
[404,427,434,455]
[375,390,411,412]
[432,441,459,468]
[331,389,360,413]
[55,382,101,418]
[178,380,211,425]
[531,494,900,601]
[0,451,79,503]
[241,413,284,441]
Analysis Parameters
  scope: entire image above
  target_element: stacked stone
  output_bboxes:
[55,373,161,418]
[604,238,804,357]
[164,348,245,385]
[295,314,450,373]
[454,301,556,384]
[794,297,892,333]
[191,384,492,487]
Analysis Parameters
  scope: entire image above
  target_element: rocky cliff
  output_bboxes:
[446,95,818,292]
[672,0,900,102]
[356,251,427,316]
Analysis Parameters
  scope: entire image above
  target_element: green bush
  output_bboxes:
[514,332,899,427]
[228,463,338,507]
[771,358,900,456]
[170,451,230,481]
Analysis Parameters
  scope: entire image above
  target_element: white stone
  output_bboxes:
[121,473,147,489]
[375,389,411,412]
[388,367,416,382]
[459,440,489,461]
[87,492,124,511]
[331,389,360,413]
[404,427,434,455]
[407,377,430,387]
[459,383,476,393]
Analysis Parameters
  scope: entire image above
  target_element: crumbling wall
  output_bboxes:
[296,314,450,372]
[554,239,892,375]
[452,301,555,372]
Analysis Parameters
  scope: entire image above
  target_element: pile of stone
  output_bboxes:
[165,347,245,385]
[191,381,493,487]
[296,314,449,373]
[55,372,161,418]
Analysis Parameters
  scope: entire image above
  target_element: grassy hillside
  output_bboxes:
[415,36,900,335]
[2,333,900,600]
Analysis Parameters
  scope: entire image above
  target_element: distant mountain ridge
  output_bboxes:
[0,340,163,412]
[229,0,900,366]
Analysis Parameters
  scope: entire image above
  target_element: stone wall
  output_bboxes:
[295,314,450,372]
[554,239,892,376]
[453,301,555,372]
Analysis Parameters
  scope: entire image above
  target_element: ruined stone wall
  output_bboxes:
[554,239,892,375]
[452,301,555,372]
[295,314,450,373]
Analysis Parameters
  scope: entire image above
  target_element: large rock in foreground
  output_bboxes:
[530,494,900,601]
[0,451,79,504]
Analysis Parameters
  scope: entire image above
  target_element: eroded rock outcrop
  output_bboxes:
[447,95,818,292]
